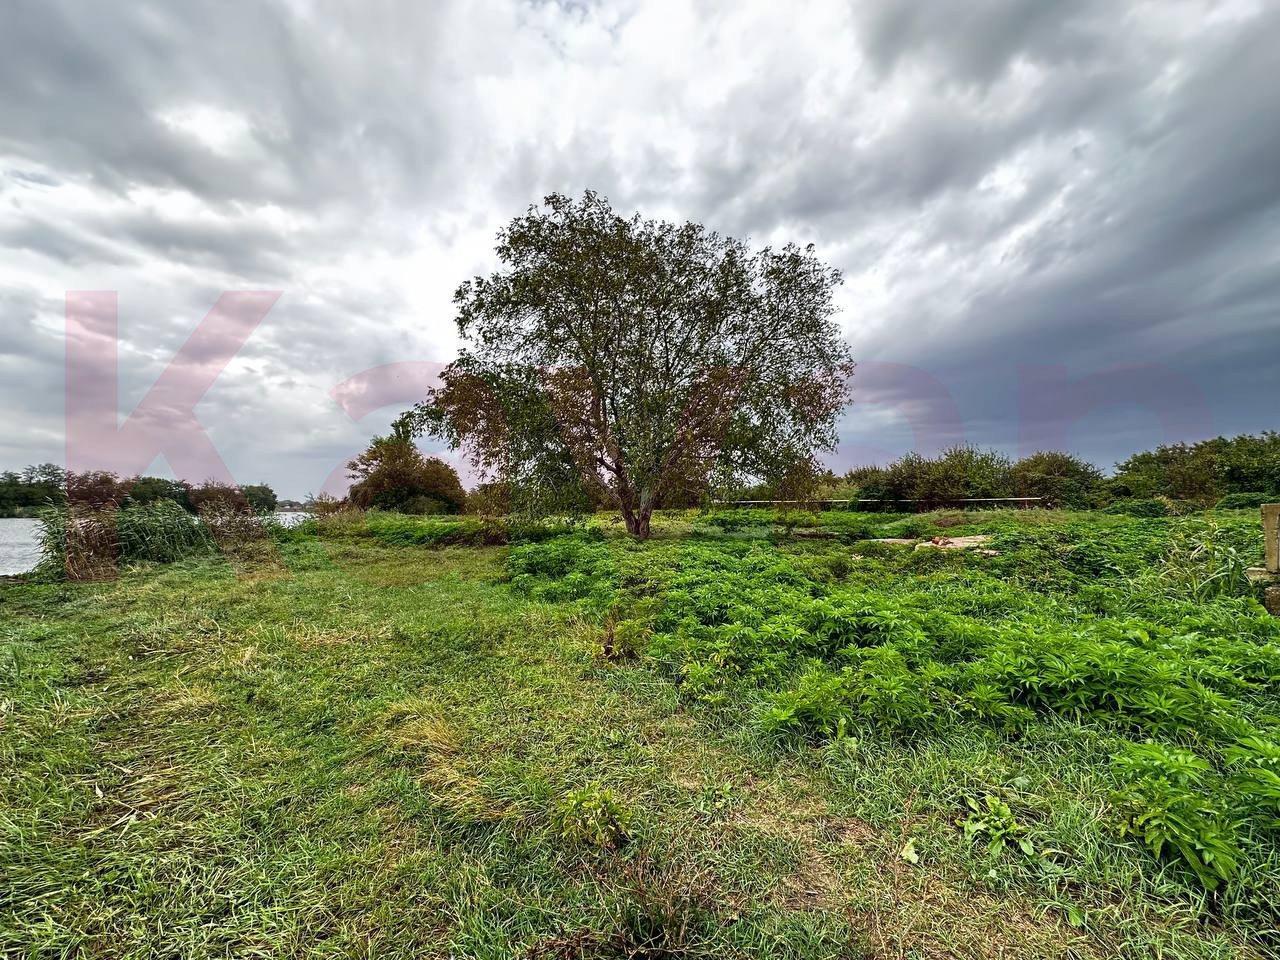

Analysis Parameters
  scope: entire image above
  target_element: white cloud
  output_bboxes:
[1,0,1278,492]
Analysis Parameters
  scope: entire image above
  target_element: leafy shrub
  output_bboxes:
[1226,737,1280,821]
[1154,519,1252,601]
[189,480,256,515]
[961,793,1035,857]
[346,433,467,514]
[1111,742,1241,889]
[554,786,633,849]
[1010,451,1104,508]
[844,445,1014,504]
[1113,432,1280,503]
[1216,492,1275,511]
[1104,498,1171,518]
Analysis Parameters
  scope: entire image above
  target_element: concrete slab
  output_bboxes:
[1263,503,1279,574]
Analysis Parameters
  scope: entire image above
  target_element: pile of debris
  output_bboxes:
[870,534,999,557]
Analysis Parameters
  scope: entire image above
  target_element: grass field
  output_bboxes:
[2,508,1278,958]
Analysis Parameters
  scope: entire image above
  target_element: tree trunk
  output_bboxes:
[621,505,652,539]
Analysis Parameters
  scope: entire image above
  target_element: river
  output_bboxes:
[0,519,41,576]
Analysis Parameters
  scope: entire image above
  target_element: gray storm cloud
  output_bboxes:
[1,0,1276,496]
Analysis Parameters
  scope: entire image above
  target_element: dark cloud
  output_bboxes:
[0,0,1277,495]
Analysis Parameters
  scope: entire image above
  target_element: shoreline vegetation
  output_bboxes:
[0,468,279,519]
[4,502,1279,957]
[4,430,1277,520]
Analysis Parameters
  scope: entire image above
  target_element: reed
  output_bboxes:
[37,501,217,579]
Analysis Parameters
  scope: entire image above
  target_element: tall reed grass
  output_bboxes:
[38,501,217,579]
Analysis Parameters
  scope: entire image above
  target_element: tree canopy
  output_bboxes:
[405,191,854,537]
[346,426,467,515]
[0,466,279,518]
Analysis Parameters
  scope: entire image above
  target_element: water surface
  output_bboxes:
[0,519,41,576]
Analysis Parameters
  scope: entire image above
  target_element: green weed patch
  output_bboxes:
[509,510,1280,911]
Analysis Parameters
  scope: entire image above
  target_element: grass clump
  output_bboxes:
[36,500,217,578]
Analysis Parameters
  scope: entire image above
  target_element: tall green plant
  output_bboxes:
[38,501,217,579]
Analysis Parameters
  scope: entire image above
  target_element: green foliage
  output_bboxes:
[1010,451,1105,508]
[407,190,853,537]
[837,432,1280,511]
[844,446,1013,504]
[123,475,195,511]
[1104,498,1173,518]
[464,480,512,516]
[1217,492,1275,511]
[37,501,218,578]
[842,447,1104,508]
[554,785,633,849]
[1111,742,1241,889]
[346,434,467,514]
[0,463,66,517]
[241,483,278,513]
[506,507,1280,892]
[1,466,280,518]
[291,510,576,549]
[961,793,1035,857]
[1226,737,1280,823]
[1152,519,1252,601]
[1113,433,1280,504]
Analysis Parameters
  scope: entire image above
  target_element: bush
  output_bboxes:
[241,483,278,513]
[554,786,633,849]
[842,446,1014,506]
[1216,492,1275,511]
[465,481,511,516]
[1104,498,1171,518]
[1010,451,1104,508]
[347,435,467,514]
[1113,433,1280,504]
[189,480,254,516]
[1111,742,1241,889]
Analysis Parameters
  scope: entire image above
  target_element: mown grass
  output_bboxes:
[1,508,1276,958]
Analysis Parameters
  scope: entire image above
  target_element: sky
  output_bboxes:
[1,0,1278,499]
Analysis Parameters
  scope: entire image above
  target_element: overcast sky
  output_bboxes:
[2,0,1277,498]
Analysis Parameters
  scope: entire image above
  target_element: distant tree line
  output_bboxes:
[0,465,278,518]
[9,431,1271,522]
[799,432,1280,511]
[347,429,1278,517]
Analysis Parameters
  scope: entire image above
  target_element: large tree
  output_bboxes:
[346,425,467,515]
[406,192,854,538]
